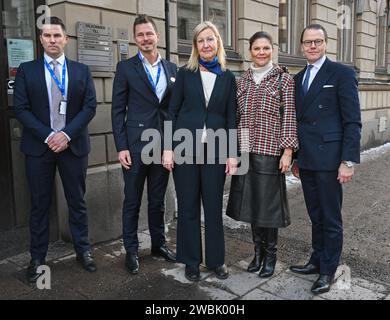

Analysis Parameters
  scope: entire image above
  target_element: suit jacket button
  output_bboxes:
[318,105,323,109]
[312,121,316,126]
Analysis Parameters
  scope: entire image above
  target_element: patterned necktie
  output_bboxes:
[302,64,313,95]
[50,60,65,131]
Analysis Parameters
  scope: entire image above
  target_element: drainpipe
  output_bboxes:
[165,0,171,61]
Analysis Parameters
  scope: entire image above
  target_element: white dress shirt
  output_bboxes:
[138,51,167,103]
[302,54,327,90]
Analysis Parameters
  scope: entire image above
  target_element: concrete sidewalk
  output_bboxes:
[1,145,390,300]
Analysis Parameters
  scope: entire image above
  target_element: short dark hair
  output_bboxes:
[40,16,66,34]
[249,31,273,50]
[133,14,158,35]
[300,24,328,43]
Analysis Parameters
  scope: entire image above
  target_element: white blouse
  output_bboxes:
[200,71,217,143]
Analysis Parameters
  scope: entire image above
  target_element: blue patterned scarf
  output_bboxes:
[199,56,223,75]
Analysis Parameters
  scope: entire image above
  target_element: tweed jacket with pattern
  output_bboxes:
[236,65,298,156]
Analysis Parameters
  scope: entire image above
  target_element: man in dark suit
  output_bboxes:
[111,15,177,274]
[290,24,361,294]
[13,17,97,282]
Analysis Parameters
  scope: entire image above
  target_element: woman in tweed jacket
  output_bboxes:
[226,31,298,278]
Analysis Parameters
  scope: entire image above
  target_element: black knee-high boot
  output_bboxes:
[259,228,278,278]
[247,225,266,273]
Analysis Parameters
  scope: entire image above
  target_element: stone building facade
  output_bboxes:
[1,0,389,243]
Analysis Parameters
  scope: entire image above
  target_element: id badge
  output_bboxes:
[59,100,67,115]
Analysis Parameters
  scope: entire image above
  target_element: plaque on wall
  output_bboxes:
[77,22,114,75]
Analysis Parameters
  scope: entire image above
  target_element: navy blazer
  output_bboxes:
[13,57,97,157]
[294,58,362,171]
[111,55,177,154]
[168,66,237,158]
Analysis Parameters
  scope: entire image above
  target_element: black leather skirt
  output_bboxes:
[226,153,291,228]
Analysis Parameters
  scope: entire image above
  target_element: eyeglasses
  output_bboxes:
[302,39,325,47]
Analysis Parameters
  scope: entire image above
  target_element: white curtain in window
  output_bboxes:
[207,0,231,46]
[178,0,202,41]
[291,0,306,55]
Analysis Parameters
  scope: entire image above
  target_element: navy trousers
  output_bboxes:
[26,148,90,260]
[300,169,343,275]
[122,153,169,253]
[173,160,226,269]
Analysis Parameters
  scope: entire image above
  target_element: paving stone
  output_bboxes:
[259,272,315,300]
[0,275,33,299]
[385,294,390,300]
[161,265,211,285]
[7,252,31,268]
[241,288,284,300]
[198,283,239,300]
[45,241,74,261]
[319,283,386,300]
[97,239,125,258]
[104,277,207,300]
[7,241,74,267]
[224,238,257,267]
[16,287,87,300]
[0,260,22,274]
[35,252,133,299]
[351,277,388,293]
[312,296,327,300]
[204,266,271,297]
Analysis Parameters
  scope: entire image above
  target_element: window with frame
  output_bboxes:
[337,0,355,63]
[177,0,232,47]
[279,0,309,56]
[375,3,388,69]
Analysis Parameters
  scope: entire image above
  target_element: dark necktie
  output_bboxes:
[302,64,313,95]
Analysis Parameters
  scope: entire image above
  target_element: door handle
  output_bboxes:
[7,80,15,94]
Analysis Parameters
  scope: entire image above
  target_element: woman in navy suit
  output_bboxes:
[162,21,237,282]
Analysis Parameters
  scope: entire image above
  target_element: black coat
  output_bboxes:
[167,66,237,159]
[111,55,177,154]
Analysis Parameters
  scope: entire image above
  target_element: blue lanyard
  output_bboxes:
[44,59,66,97]
[138,52,161,93]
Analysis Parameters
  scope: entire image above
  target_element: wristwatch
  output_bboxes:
[342,160,355,168]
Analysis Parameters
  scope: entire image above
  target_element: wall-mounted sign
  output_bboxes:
[6,39,34,77]
[77,22,114,73]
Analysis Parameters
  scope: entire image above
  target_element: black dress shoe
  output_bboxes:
[213,264,229,280]
[290,262,319,275]
[125,253,139,274]
[27,259,46,283]
[311,274,335,294]
[151,244,176,262]
[185,265,200,282]
[76,251,97,272]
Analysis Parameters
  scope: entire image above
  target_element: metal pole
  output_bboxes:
[165,0,171,61]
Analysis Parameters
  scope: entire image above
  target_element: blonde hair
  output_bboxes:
[187,21,227,72]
